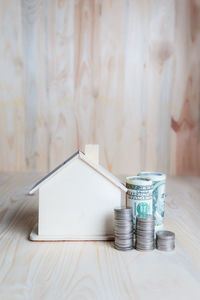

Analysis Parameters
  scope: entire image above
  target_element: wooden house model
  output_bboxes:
[29,145,127,241]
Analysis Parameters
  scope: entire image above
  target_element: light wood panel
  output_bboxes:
[0,0,200,175]
[0,0,25,171]
[170,0,200,175]
[0,173,200,300]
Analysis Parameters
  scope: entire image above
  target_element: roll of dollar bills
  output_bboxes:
[137,172,166,227]
[126,176,153,227]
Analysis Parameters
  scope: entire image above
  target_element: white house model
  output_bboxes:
[29,145,127,241]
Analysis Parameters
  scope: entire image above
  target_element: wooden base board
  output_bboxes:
[29,224,114,241]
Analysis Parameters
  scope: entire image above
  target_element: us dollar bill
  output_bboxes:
[126,177,153,227]
[137,172,166,226]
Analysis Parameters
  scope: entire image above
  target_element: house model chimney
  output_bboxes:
[84,144,99,165]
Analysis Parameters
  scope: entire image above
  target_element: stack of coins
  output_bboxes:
[156,230,175,251]
[135,214,155,251]
[114,208,133,251]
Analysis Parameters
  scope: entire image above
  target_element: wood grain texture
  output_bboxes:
[0,173,200,300]
[0,0,200,175]
[170,0,200,175]
[0,0,25,171]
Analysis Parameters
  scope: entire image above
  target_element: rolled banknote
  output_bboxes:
[126,176,153,227]
[137,172,166,227]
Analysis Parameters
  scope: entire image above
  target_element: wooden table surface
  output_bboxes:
[0,173,200,300]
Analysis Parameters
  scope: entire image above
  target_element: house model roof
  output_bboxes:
[29,151,127,194]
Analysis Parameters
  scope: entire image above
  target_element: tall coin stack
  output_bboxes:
[114,208,133,251]
[156,231,175,251]
[135,214,155,251]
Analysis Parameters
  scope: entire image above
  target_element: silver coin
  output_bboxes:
[136,221,155,226]
[136,222,155,225]
[115,221,133,225]
[157,243,175,248]
[115,239,133,246]
[115,224,133,228]
[136,246,154,250]
[136,222,155,227]
[136,243,155,248]
[115,231,133,235]
[136,214,155,222]
[136,224,155,228]
[114,222,133,226]
[115,221,132,224]
[114,212,132,218]
[136,228,154,232]
[136,230,154,234]
[157,246,175,251]
[136,236,154,240]
[115,213,132,217]
[115,223,133,226]
[114,245,134,251]
[115,228,133,233]
[136,217,154,220]
[115,232,133,236]
[136,241,155,247]
[156,230,175,240]
[135,230,155,237]
[136,220,154,224]
[136,224,155,229]
[136,243,154,247]
[115,237,133,243]
[115,218,132,222]
[115,217,132,220]
[136,233,154,238]
[115,235,133,240]
[115,211,132,215]
[115,226,133,230]
[136,232,154,237]
[115,243,134,249]
[114,214,132,218]
[114,229,133,235]
[115,236,133,240]
[157,244,175,248]
[136,223,155,227]
[136,247,154,251]
[115,241,133,248]
[136,234,154,238]
[136,239,154,245]
[116,236,133,240]
[136,230,154,235]
[115,219,133,222]
[115,233,133,238]
[157,240,175,245]
[136,221,155,225]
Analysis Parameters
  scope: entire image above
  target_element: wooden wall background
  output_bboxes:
[0,0,200,175]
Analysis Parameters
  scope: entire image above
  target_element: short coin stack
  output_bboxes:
[114,208,133,251]
[156,230,175,251]
[135,214,155,251]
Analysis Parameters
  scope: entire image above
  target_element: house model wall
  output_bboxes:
[29,145,127,241]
